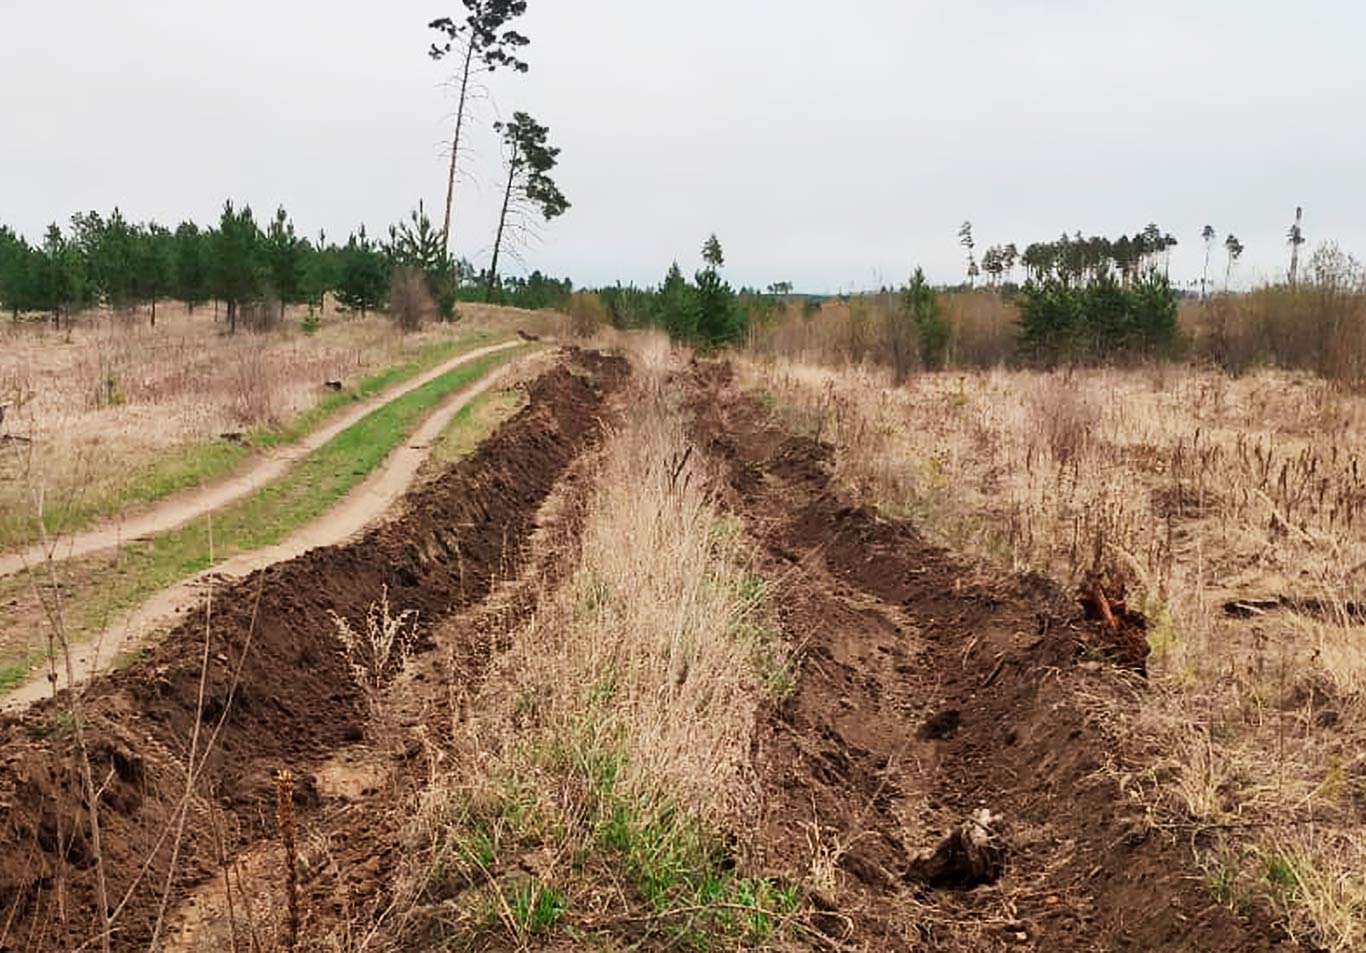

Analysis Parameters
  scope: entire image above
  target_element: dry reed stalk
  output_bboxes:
[275,769,299,951]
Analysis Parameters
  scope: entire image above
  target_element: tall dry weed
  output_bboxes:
[750,291,1020,374]
[566,291,608,339]
[743,355,1366,950]
[409,363,789,940]
[389,267,435,333]
[229,336,278,427]
[1027,374,1099,467]
[483,372,781,821]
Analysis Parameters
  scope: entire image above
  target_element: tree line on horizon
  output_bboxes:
[0,203,575,331]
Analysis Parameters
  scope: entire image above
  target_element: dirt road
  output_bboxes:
[0,339,522,579]
[0,353,626,951]
[0,350,528,712]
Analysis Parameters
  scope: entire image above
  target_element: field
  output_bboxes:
[2,288,1356,952]
[743,353,1366,949]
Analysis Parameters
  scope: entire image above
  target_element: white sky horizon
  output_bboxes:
[3,1,1363,294]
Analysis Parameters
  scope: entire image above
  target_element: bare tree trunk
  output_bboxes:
[227,300,237,335]
[150,297,157,328]
[440,43,477,258]
[486,150,518,303]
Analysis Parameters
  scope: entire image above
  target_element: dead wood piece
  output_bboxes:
[907,809,1006,889]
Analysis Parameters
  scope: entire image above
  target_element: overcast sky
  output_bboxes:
[3,1,1364,292]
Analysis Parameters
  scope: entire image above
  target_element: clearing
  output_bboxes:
[0,341,1314,952]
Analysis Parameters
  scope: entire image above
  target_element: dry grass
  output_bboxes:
[406,353,793,945]
[566,290,610,339]
[0,301,555,551]
[389,267,436,332]
[741,355,1366,950]
[748,291,1019,371]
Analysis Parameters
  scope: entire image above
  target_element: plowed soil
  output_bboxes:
[0,351,1311,952]
[0,351,627,952]
[687,361,1300,952]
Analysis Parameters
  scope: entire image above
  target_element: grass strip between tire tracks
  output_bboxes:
[0,330,505,552]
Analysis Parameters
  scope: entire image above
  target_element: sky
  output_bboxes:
[2,0,1364,293]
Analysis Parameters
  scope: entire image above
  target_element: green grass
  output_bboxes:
[430,745,801,950]
[256,331,501,447]
[506,880,567,934]
[0,346,523,691]
[585,763,799,945]
[0,330,504,552]
[0,652,43,693]
[428,383,530,468]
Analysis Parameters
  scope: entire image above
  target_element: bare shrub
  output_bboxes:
[945,291,1018,368]
[239,295,283,334]
[1190,249,1366,387]
[389,267,435,333]
[845,296,877,366]
[328,585,418,702]
[81,336,130,410]
[750,291,1021,375]
[229,336,278,426]
[566,290,608,338]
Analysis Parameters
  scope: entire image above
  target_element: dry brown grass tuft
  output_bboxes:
[566,291,609,339]
[742,355,1366,950]
[389,268,435,333]
[407,357,790,943]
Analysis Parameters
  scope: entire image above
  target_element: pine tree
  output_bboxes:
[35,224,88,328]
[958,221,977,288]
[1200,225,1216,300]
[264,207,307,323]
[903,267,947,374]
[655,262,698,340]
[389,202,457,317]
[428,1,530,257]
[211,201,263,334]
[133,223,175,326]
[1287,206,1305,284]
[693,234,745,348]
[0,226,37,318]
[173,221,212,312]
[336,227,389,317]
[1224,234,1245,291]
[486,111,570,301]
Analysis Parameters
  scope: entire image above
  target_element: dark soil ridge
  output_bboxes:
[282,397,618,949]
[687,361,1300,952]
[0,351,628,952]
